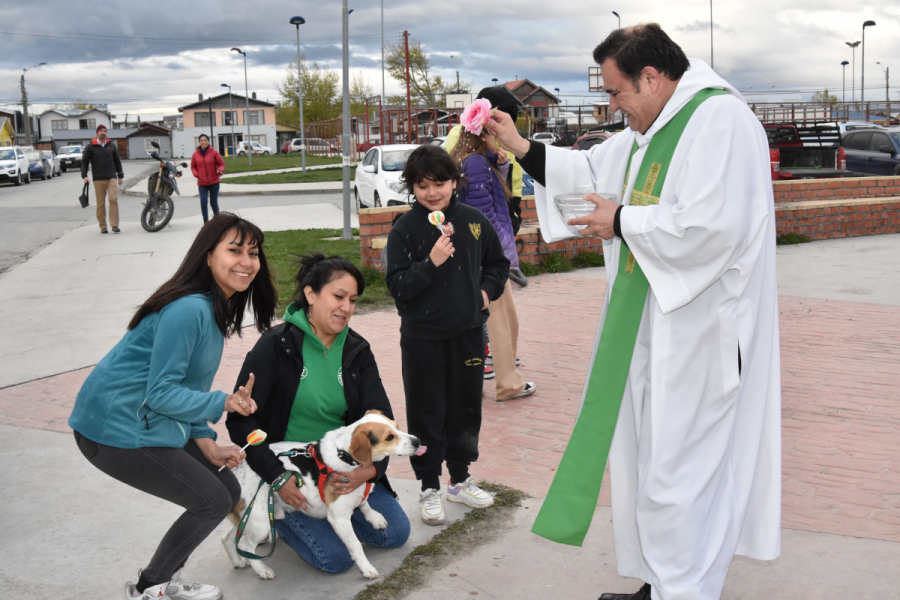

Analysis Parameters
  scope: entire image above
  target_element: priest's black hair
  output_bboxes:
[593,23,690,91]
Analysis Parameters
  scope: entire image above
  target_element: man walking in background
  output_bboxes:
[81,124,124,234]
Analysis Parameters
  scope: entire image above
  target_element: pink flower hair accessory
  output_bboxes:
[460,98,493,136]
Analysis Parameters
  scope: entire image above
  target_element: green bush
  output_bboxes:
[776,233,812,245]
[572,251,605,268]
[541,253,575,273]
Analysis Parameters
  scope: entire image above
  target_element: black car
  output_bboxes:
[842,129,900,176]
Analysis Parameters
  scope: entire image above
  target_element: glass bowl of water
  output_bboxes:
[554,192,618,235]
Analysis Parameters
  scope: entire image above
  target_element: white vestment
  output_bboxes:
[535,59,781,600]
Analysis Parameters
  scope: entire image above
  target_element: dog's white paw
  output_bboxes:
[368,512,388,530]
[358,563,379,579]
[251,562,275,580]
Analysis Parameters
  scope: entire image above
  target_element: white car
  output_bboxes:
[0,146,31,186]
[354,144,419,208]
[531,132,558,145]
[236,141,272,156]
[41,150,62,178]
[57,145,84,172]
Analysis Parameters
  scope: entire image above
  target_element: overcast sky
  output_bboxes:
[1,0,898,118]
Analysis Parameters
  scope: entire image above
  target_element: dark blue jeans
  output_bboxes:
[198,183,220,222]
[274,483,410,573]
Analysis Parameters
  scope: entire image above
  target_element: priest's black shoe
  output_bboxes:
[599,583,651,600]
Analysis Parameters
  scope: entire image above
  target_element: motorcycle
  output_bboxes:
[142,141,188,232]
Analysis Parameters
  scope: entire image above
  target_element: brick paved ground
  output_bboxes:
[1,270,897,543]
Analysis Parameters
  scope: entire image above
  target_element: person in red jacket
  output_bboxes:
[190,134,225,222]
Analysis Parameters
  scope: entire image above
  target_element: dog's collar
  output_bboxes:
[308,443,373,505]
[336,448,361,467]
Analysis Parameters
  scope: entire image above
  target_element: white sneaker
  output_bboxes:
[419,488,445,525]
[124,581,174,599]
[446,477,495,509]
[167,569,223,600]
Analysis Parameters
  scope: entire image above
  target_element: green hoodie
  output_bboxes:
[283,303,350,443]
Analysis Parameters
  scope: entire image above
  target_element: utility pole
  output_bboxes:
[846,41,860,107]
[19,63,46,147]
[340,0,352,240]
[404,31,412,143]
[19,75,31,146]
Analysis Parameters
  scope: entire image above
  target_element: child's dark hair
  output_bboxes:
[292,254,365,309]
[400,145,466,195]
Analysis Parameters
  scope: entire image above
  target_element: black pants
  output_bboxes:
[74,431,240,589]
[401,327,485,490]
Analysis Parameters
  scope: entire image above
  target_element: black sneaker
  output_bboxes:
[100,228,108,234]
[112,226,121,233]
[599,583,651,600]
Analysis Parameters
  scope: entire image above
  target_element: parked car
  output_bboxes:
[572,132,611,151]
[531,132,558,145]
[841,129,900,176]
[764,123,848,180]
[353,144,419,208]
[40,150,62,178]
[521,172,535,196]
[359,138,382,152]
[0,146,31,186]
[57,145,84,172]
[283,138,311,154]
[236,141,272,156]
[25,150,53,181]
[838,121,884,136]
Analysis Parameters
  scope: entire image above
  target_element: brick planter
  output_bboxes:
[360,178,900,271]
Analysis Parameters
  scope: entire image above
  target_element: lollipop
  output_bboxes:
[428,210,445,230]
[218,429,268,471]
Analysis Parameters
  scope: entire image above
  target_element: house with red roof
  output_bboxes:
[504,79,561,133]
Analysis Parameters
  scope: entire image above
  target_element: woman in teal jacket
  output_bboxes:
[68,213,277,600]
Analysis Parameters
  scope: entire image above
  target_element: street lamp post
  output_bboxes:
[20,62,46,147]
[861,20,876,108]
[381,0,385,115]
[290,16,307,175]
[221,83,235,157]
[846,41,860,105]
[612,11,620,29]
[231,47,253,166]
[340,0,352,240]
[841,61,849,105]
[877,62,890,127]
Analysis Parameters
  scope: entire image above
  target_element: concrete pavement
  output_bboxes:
[1,201,899,599]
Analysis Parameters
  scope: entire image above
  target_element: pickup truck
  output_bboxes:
[764,123,849,180]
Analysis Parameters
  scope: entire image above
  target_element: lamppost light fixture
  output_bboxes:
[289,16,306,26]
[231,47,243,54]
[861,20,876,105]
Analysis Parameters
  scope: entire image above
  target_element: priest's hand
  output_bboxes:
[569,194,618,240]
[484,110,530,159]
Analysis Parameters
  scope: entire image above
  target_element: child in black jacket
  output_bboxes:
[385,145,509,525]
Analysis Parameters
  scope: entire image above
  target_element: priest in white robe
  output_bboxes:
[485,24,781,600]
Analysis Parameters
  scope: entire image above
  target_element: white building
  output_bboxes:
[38,108,113,144]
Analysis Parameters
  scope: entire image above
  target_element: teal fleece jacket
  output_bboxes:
[68,294,228,448]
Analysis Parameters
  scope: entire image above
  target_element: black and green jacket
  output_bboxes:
[227,323,395,492]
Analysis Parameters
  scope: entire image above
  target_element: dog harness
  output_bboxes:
[308,443,373,506]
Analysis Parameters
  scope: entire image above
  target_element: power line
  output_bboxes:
[0,27,381,46]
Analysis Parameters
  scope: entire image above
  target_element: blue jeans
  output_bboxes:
[274,483,410,573]
[198,183,220,222]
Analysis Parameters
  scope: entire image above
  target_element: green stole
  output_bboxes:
[532,88,729,546]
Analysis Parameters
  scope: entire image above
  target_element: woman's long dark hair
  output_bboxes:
[128,213,276,337]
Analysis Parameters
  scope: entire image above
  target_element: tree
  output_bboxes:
[384,37,463,107]
[350,71,373,116]
[50,99,94,110]
[811,89,838,106]
[275,57,341,126]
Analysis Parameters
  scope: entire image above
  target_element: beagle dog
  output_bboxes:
[222,410,424,580]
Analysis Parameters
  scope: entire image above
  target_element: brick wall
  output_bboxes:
[774,176,900,202]
[776,199,900,240]
[361,181,900,270]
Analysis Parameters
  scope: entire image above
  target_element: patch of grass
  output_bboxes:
[776,232,812,245]
[355,482,528,600]
[225,153,341,174]
[263,228,393,315]
[572,250,606,269]
[519,250,605,276]
[228,167,354,185]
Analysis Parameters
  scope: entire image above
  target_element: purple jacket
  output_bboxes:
[458,153,519,269]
